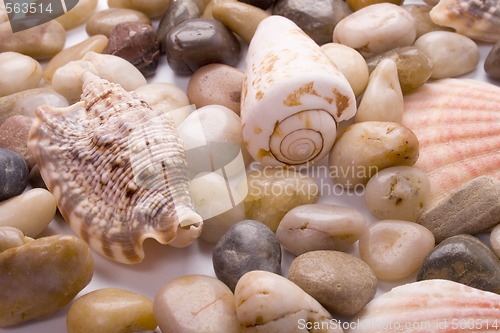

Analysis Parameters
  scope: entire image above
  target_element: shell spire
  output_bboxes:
[28,73,203,264]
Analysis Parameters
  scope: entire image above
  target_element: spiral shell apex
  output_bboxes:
[241,16,356,167]
[27,73,203,264]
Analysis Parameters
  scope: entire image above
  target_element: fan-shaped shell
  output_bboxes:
[430,0,500,43]
[241,15,356,167]
[27,73,203,264]
[402,79,500,206]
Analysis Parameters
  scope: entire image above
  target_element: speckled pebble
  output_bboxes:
[288,250,377,316]
[187,64,244,114]
[212,220,281,291]
[0,116,34,169]
[417,234,500,294]
[0,148,28,201]
[359,220,435,281]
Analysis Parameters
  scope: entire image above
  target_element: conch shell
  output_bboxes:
[241,15,356,167]
[430,0,500,43]
[348,279,500,332]
[402,79,500,205]
[27,74,203,264]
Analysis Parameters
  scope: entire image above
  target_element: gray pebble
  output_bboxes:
[0,148,28,201]
[485,40,500,80]
[212,220,281,291]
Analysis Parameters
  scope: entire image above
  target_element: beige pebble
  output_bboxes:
[188,64,244,115]
[276,204,367,256]
[86,8,151,36]
[0,115,35,169]
[108,0,172,18]
[358,220,435,280]
[491,224,500,259]
[288,251,377,316]
[333,3,416,58]
[329,121,419,187]
[234,270,341,333]
[403,4,453,38]
[0,88,68,124]
[414,31,480,79]
[56,0,98,30]
[154,275,240,333]
[0,188,56,237]
[52,51,147,102]
[240,168,319,232]
[355,59,403,123]
[0,20,66,60]
[0,235,94,327]
[0,226,26,252]
[365,166,430,222]
[67,288,157,333]
[44,35,109,84]
[0,52,42,97]
[201,1,214,19]
[320,43,369,97]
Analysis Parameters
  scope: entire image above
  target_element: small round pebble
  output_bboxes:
[288,250,377,316]
[0,148,28,201]
[154,275,240,333]
[365,166,430,221]
[418,234,500,294]
[165,18,241,75]
[485,40,500,80]
[491,224,500,259]
[0,52,42,97]
[0,115,34,169]
[414,31,479,79]
[276,203,367,256]
[187,64,244,114]
[359,220,435,281]
[212,220,281,291]
[104,22,160,77]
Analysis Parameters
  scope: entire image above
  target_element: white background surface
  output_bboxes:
[2,0,499,332]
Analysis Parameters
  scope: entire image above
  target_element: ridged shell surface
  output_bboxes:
[430,0,500,42]
[27,74,203,264]
[348,279,500,332]
[402,79,500,206]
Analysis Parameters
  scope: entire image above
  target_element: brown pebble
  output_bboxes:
[187,64,244,115]
[485,41,500,80]
[0,115,34,169]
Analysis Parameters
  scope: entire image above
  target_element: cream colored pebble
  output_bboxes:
[56,0,98,30]
[108,0,172,18]
[86,8,151,36]
[0,52,42,97]
[0,226,25,252]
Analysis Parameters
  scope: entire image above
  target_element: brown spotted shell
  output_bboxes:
[27,74,203,264]
[430,0,500,43]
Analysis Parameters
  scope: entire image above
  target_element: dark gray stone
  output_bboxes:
[417,234,500,294]
[0,148,28,201]
[212,220,281,291]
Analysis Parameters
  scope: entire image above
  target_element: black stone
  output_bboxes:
[212,220,282,291]
[0,148,28,201]
[417,234,500,294]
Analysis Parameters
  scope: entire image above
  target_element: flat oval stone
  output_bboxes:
[188,64,244,114]
[417,176,500,243]
[359,220,435,281]
[0,148,28,201]
[86,8,151,37]
[104,22,160,77]
[273,0,352,45]
[0,52,42,97]
[240,168,319,231]
[491,224,500,259]
[288,250,377,316]
[0,116,34,169]
[365,166,430,222]
[213,220,281,291]
[276,204,367,256]
[333,3,416,58]
[154,275,240,333]
[165,18,241,75]
[417,234,500,294]
[0,188,56,237]
[485,40,500,80]
[0,235,94,327]
[414,31,479,79]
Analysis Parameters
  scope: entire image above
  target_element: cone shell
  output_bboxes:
[430,0,500,43]
[348,279,500,332]
[402,79,500,205]
[27,74,203,264]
